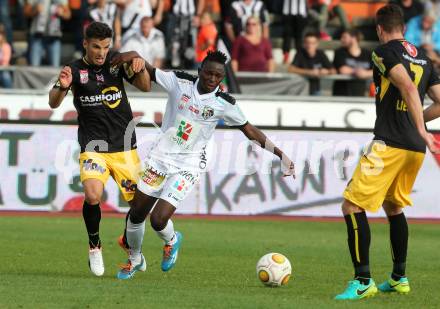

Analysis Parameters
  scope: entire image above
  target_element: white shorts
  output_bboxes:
[137,158,200,208]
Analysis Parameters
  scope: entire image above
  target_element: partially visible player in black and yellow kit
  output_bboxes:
[335,4,440,300]
[48,21,150,277]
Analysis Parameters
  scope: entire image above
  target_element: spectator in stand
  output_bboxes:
[0,0,13,44]
[332,29,372,96]
[425,0,440,16]
[195,12,218,65]
[405,10,440,69]
[120,16,165,67]
[167,0,204,68]
[231,16,274,72]
[116,0,163,44]
[203,0,221,22]
[288,32,334,95]
[281,0,307,63]
[308,0,349,41]
[68,0,89,59]
[225,0,269,47]
[390,0,423,23]
[0,25,12,88]
[88,0,122,49]
[24,0,72,67]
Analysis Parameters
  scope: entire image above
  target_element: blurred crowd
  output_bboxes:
[0,0,439,95]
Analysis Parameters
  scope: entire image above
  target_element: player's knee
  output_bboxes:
[341,199,363,215]
[383,201,402,217]
[84,193,101,205]
[129,207,147,224]
[150,212,168,231]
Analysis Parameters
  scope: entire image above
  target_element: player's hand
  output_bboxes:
[58,66,72,89]
[423,132,440,154]
[131,57,146,73]
[281,157,296,179]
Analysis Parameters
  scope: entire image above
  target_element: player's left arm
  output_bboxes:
[425,84,440,122]
[110,51,151,91]
[239,123,295,178]
[388,64,440,153]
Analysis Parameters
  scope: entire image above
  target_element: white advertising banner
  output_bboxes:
[2,92,440,130]
[1,123,440,218]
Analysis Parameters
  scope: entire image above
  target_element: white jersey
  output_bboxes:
[148,68,247,171]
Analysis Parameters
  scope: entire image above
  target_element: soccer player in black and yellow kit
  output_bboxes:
[335,4,440,300]
[48,22,150,276]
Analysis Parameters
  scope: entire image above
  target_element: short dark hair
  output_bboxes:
[343,28,362,42]
[85,21,113,40]
[376,4,404,33]
[303,32,319,40]
[201,50,228,67]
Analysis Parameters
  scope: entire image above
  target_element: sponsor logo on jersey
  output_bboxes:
[179,171,198,185]
[173,179,186,192]
[80,70,89,84]
[178,94,191,110]
[109,65,120,76]
[372,52,386,74]
[402,53,427,65]
[402,41,418,58]
[121,179,137,192]
[202,106,214,120]
[176,120,193,141]
[82,159,106,174]
[189,105,199,114]
[79,86,123,108]
[199,145,207,170]
[141,165,167,188]
[96,74,104,83]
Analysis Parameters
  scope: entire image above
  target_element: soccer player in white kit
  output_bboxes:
[115,51,296,279]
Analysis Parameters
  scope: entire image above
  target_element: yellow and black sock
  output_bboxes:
[83,201,101,248]
[388,213,408,280]
[344,211,371,285]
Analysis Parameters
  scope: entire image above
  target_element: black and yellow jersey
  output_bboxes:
[53,51,137,153]
[372,39,440,153]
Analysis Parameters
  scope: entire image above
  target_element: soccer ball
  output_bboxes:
[256,253,292,287]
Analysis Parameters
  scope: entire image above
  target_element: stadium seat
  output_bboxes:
[63,111,78,121]
[0,108,8,119]
[154,112,163,125]
[19,109,53,120]
[132,111,145,119]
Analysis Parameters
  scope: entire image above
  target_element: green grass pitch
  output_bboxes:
[0,215,439,309]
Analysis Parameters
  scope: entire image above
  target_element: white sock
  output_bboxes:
[156,220,176,245]
[126,217,145,264]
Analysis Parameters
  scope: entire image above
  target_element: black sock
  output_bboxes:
[82,201,101,248]
[123,209,130,248]
[344,211,371,284]
[388,213,408,280]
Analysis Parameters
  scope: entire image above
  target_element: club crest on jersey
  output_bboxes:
[202,106,214,120]
[80,70,89,84]
[96,74,104,83]
[179,94,191,110]
[402,41,418,57]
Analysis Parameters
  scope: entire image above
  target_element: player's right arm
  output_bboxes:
[388,64,440,153]
[48,66,72,109]
[424,84,440,122]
